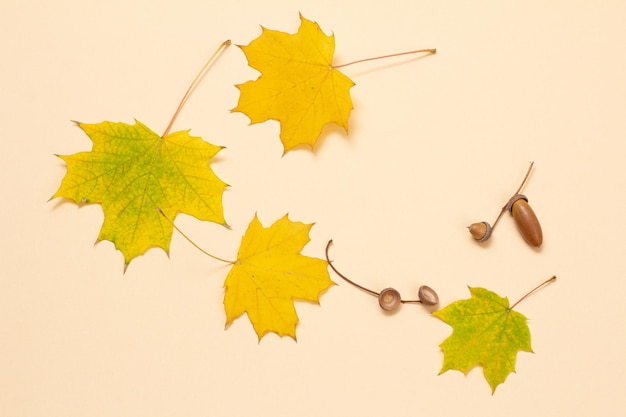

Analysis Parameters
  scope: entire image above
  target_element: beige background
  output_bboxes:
[2,0,626,415]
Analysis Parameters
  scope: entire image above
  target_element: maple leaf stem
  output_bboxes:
[162,40,232,137]
[157,208,235,264]
[331,48,436,69]
[509,275,557,310]
[491,161,535,230]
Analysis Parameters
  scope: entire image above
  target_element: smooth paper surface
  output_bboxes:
[1,1,625,416]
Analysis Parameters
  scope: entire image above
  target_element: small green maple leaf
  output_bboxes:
[52,120,227,268]
[433,286,533,393]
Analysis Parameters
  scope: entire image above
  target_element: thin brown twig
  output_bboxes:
[510,275,557,310]
[332,48,436,69]
[162,40,231,137]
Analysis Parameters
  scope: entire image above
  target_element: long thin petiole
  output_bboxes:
[162,40,231,137]
[332,48,436,69]
[157,208,235,264]
[510,275,557,310]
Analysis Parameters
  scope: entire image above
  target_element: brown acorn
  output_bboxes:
[506,194,543,247]
[468,221,492,242]
[468,162,542,247]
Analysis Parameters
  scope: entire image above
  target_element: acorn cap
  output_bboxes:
[378,288,401,311]
[505,194,528,212]
[418,285,439,306]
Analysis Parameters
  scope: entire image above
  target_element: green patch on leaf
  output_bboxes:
[52,120,227,267]
[433,287,532,393]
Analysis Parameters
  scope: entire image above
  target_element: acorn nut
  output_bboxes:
[467,162,543,247]
[468,221,492,242]
[506,194,543,247]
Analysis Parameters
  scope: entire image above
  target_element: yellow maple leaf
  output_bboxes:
[52,120,227,268]
[232,14,355,153]
[223,214,335,340]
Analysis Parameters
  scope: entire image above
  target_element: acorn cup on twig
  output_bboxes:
[468,162,543,247]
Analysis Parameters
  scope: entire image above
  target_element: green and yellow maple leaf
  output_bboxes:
[52,120,227,268]
[223,214,334,340]
[232,14,355,153]
[433,287,533,393]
